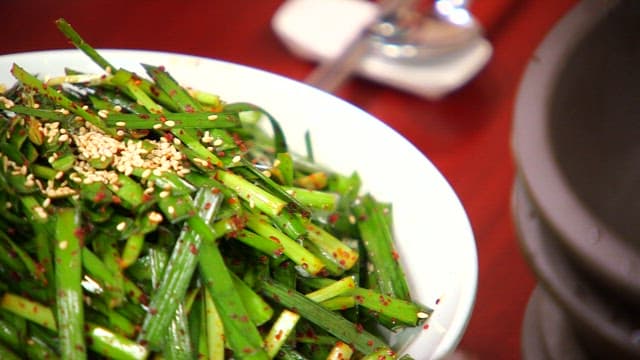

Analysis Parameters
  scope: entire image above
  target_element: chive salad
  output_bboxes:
[0,19,432,360]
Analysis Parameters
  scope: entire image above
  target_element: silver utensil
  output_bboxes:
[370,0,482,63]
[304,0,418,92]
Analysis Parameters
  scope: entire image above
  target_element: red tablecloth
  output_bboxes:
[0,1,579,358]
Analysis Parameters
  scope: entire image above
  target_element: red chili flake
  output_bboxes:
[138,340,149,347]
[355,323,364,333]
[423,323,430,330]
[269,236,281,244]
[93,191,106,203]
[354,295,364,304]
[73,227,86,242]
[159,115,167,123]
[169,89,177,97]
[184,104,195,113]
[329,212,342,224]
[149,307,158,315]
[189,243,198,255]
[111,195,122,204]
[273,248,284,257]
[358,214,368,221]
[367,340,374,347]
[150,86,160,97]
[142,193,154,203]
[435,298,441,305]
[228,198,238,205]
[139,114,150,119]
[274,330,283,340]
[242,347,253,354]
[230,214,246,229]
[204,202,212,210]
[392,250,400,261]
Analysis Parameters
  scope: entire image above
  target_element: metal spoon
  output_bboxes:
[369,0,483,63]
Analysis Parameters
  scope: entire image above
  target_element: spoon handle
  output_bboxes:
[304,0,418,92]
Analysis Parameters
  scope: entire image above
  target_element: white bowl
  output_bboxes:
[0,49,477,359]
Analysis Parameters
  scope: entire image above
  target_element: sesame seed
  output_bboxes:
[116,222,127,231]
[113,105,123,112]
[348,215,356,224]
[55,171,64,180]
[207,114,218,121]
[159,190,170,198]
[273,159,281,167]
[5,202,11,209]
[153,123,162,130]
[165,120,176,127]
[59,240,68,249]
[172,138,181,146]
[141,169,152,179]
[262,170,272,178]
[24,175,35,188]
[213,139,224,147]
[98,109,109,118]
[192,158,209,167]
[148,211,163,224]
[116,130,125,137]
[417,312,430,319]
[249,199,255,208]
[33,205,48,219]
[0,96,15,109]
[32,103,40,109]
[58,134,69,143]
[82,105,89,110]
[231,155,241,163]
[42,198,51,208]
[167,205,176,215]
[115,121,126,127]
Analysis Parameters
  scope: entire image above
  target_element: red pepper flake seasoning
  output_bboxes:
[93,191,106,203]
[328,213,340,224]
[392,250,400,261]
[149,307,158,315]
[423,323,430,330]
[367,340,374,347]
[73,227,86,243]
[355,323,364,333]
[189,243,198,255]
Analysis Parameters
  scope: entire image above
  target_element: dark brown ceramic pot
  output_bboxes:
[514,178,640,359]
[513,0,640,357]
[512,0,640,307]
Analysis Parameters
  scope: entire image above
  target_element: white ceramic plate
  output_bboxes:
[0,49,477,359]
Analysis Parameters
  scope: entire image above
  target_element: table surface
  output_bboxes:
[1,0,579,358]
